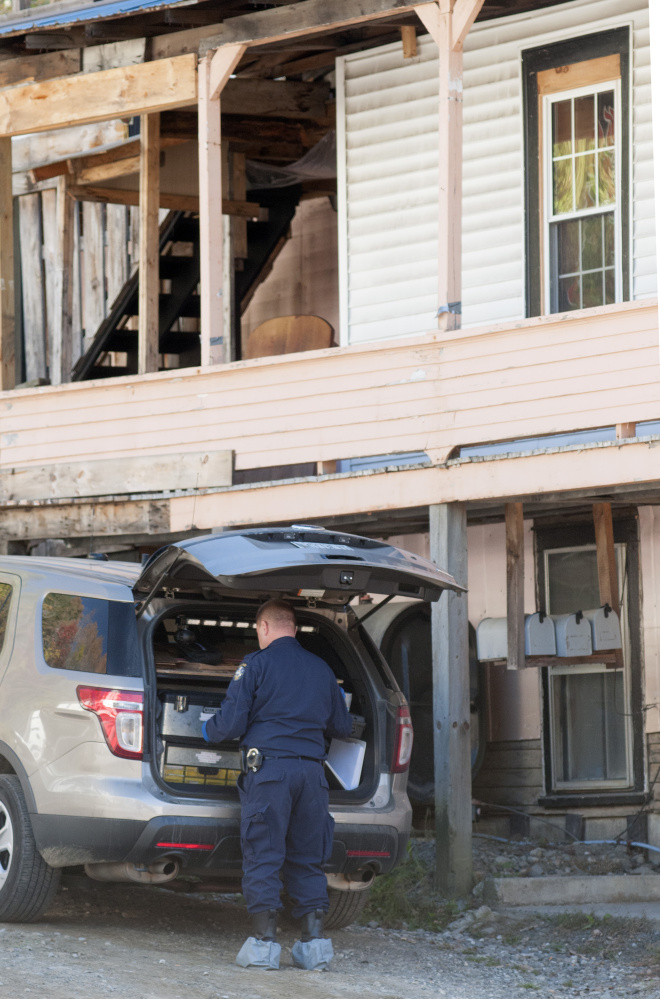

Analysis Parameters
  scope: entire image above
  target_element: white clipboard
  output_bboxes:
[325,738,366,790]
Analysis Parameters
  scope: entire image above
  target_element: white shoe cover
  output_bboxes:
[235,936,281,969]
[291,937,334,971]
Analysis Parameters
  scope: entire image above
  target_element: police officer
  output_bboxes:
[202,598,352,970]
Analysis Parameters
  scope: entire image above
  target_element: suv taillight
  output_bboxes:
[77,686,144,760]
[391,704,413,773]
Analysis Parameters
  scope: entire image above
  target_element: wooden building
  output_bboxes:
[0,0,656,895]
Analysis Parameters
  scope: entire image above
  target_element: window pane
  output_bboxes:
[553,158,573,214]
[583,270,604,308]
[553,671,627,782]
[605,268,615,304]
[42,594,141,676]
[581,215,603,271]
[597,90,615,148]
[557,219,579,274]
[557,275,580,311]
[598,150,616,205]
[604,212,615,266]
[574,95,595,151]
[552,99,572,157]
[547,549,600,615]
[575,153,596,209]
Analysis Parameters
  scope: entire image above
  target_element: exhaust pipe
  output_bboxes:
[85,859,180,885]
[326,870,375,892]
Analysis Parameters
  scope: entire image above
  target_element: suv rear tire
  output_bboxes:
[0,775,60,922]
[325,885,371,929]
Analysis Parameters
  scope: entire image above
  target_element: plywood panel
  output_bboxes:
[18,192,46,382]
[81,202,106,350]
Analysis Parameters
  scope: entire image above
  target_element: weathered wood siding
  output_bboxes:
[0,300,656,474]
[337,0,653,342]
[472,739,544,808]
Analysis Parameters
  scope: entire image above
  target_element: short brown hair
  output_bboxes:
[256,598,296,628]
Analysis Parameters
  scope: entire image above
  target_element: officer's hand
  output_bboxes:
[350,714,366,739]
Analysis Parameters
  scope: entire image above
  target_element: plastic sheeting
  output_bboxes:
[291,937,334,971]
[246,132,336,190]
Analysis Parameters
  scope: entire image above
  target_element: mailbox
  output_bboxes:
[583,606,622,651]
[524,612,556,656]
[476,617,507,661]
[551,612,593,656]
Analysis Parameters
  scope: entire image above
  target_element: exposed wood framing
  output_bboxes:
[451,0,485,50]
[138,113,160,376]
[106,204,129,306]
[401,24,418,57]
[430,502,471,897]
[209,42,247,101]
[0,48,81,88]
[212,0,437,49]
[0,499,170,541]
[0,54,197,137]
[68,185,267,220]
[616,423,637,439]
[415,1,463,331]
[1,450,232,503]
[221,77,331,118]
[593,501,624,669]
[52,176,74,384]
[18,193,46,382]
[0,137,14,389]
[82,201,105,349]
[198,53,224,367]
[505,501,525,671]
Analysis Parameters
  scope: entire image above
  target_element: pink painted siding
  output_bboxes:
[1,299,657,475]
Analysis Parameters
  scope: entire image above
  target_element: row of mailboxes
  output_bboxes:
[476,606,622,661]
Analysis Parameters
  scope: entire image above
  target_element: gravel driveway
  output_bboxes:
[0,874,658,999]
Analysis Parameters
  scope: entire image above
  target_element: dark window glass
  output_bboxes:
[42,594,141,677]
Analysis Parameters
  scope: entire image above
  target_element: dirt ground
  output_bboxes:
[1,868,659,999]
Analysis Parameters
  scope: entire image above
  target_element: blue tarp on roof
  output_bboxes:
[0,0,192,36]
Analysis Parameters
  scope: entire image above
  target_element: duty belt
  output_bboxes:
[242,748,322,773]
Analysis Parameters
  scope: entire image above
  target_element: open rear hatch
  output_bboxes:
[135,526,462,609]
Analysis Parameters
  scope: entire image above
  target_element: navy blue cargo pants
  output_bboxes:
[238,758,334,918]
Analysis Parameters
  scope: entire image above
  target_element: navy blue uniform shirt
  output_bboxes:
[202,635,352,757]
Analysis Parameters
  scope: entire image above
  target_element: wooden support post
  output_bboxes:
[429,502,471,897]
[505,502,525,670]
[593,502,624,668]
[401,25,418,58]
[51,176,74,384]
[198,53,224,367]
[138,112,160,375]
[415,2,463,332]
[0,136,15,389]
[616,423,636,440]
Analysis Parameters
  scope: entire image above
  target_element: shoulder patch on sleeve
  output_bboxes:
[233,663,247,681]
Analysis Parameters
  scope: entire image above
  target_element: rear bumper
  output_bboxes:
[32,813,407,875]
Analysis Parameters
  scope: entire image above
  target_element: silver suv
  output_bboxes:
[0,527,457,924]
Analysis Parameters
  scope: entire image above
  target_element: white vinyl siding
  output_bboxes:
[337,0,654,345]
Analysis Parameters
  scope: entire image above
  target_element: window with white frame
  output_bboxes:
[545,544,632,790]
[544,83,620,314]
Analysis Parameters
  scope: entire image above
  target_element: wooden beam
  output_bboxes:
[429,502,471,897]
[198,53,224,367]
[414,1,441,44]
[592,501,624,669]
[0,48,80,88]
[0,137,14,389]
[0,450,232,502]
[222,76,331,119]
[209,42,247,101]
[451,0,485,50]
[0,54,197,138]
[50,175,74,385]
[76,155,141,185]
[401,24,418,57]
[151,23,226,61]
[0,498,170,541]
[210,0,437,48]
[505,501,525,671]
[138,113,160,376]
[68,184,267,220]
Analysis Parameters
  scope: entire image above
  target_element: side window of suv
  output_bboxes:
[42,594,141,677]
[0,583,13,656]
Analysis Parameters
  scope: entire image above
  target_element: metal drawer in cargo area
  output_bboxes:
[162,744,242,789]
[160,693,226,742]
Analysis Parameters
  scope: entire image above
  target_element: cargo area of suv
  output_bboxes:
[150,602,379,802]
